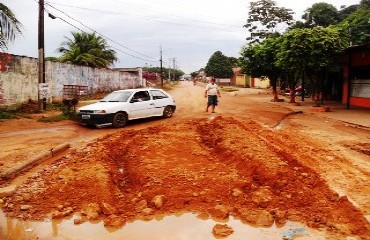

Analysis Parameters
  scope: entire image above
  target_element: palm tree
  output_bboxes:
[58,32,117,68]
[0,3,22,50]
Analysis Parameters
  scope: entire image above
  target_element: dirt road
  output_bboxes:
[1,81,370,239]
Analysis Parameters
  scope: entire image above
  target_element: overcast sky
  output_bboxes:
[2,0,361,73]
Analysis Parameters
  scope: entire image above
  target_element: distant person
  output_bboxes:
[205,78,221,113]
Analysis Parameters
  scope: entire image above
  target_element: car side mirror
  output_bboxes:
[130,99,139,103]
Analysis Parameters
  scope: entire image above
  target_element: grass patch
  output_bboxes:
[0,110,18,119]
[0,101,75,122]
[0,109,32,119]
[220,87,239,92]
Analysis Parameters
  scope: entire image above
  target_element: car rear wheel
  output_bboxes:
[112,112,127,128]
[163,106,173,118]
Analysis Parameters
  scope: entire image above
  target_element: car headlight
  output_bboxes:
[93,110,106,114]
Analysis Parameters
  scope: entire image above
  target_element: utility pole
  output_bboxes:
[172,58,176,81]
[38,0,46,111]
[168,58,172,82]
[160,46,163,88]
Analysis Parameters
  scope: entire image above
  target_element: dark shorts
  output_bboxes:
[207,95,218,106]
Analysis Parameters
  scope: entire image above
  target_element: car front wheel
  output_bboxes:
[163,106,173,118]
[112,112,127,128]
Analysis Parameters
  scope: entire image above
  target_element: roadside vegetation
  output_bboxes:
[0,3,22,50]
[0,100,75,122]
[37,103,77,123]
[46,32,118,68]
[0,108,31,119]
[238,0,370,103]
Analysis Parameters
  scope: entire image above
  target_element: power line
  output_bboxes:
[32,0,158,63]
[43,1,245,33]
[45,2,157,60]
[44,11,158,62]
[54,17,158,62]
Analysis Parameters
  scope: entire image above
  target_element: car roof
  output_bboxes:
[113,88,164,93]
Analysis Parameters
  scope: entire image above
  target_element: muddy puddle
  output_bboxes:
[0,210,326,240]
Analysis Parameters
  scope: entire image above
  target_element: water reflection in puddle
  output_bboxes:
[0,210,326,240]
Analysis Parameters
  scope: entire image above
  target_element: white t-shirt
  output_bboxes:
[206,83,218,95]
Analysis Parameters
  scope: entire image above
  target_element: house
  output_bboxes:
[342,43,370,108]
[230,68,270,89]
[231,68,250,87]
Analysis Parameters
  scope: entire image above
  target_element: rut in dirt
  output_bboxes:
[2,116,370,239]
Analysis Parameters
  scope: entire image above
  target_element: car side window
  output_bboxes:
[133,91,150,102]
[151,90,168,100]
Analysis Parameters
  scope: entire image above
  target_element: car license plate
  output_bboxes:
[81,115,90,119]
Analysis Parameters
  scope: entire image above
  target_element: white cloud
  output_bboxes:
[2,0,362,73]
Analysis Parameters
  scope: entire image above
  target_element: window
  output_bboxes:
[353,66,370,80]
[151,90,168,100]
[100,91,133,102]
[133,91,150,101]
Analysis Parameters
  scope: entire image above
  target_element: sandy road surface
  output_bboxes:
[1,81,370,239]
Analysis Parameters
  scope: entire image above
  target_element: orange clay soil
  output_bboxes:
[2,116,370,239]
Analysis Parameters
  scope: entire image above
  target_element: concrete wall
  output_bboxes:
[0,53,143,105]
[235,75,251,87]
[252,77,270,89]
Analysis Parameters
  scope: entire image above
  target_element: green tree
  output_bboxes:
[45,57,60,62]
[143,66,184,80]
[360,0,370,9]
[276,27,346,103]
[168,69,185,80]
[239,37,283,100]
[190,71,198,78]
[228,57,239,68]
[289,20,308,30]
[205,51,233,78]
[57,32,117,68]
[340,8,370,45]
[302,2,339,27]
[244,0,294,43]
[338,4,360,21]
[0,4,22,50]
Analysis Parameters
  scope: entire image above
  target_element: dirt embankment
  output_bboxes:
[3,116,370,239]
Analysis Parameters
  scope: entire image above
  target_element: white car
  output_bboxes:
[77,88,176,128]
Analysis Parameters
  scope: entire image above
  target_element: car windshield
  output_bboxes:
[100,91,133,102]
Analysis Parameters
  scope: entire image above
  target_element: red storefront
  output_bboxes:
[342,43,370,108]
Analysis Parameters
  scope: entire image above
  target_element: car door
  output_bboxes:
[129,91,155,119]
[150,90,170,115]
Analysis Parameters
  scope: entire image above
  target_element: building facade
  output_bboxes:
[342,43,370,108]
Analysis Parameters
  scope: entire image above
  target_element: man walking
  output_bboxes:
[205,77,221,113]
